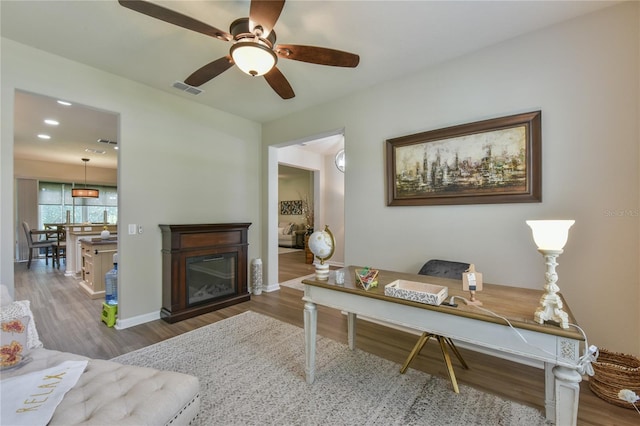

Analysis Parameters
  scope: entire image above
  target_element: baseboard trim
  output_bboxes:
[115,310,160,330]
[263,282,281,293]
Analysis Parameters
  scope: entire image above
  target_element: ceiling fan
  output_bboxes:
[118,0,360,99]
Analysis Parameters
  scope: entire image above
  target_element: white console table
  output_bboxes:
[302,266,585,425]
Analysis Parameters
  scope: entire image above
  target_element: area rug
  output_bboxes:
[279,273,314,291]
[112,311,547,426]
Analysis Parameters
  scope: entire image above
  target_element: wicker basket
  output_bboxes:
[589,348,640,409]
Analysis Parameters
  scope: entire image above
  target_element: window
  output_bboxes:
[38,182,117,227]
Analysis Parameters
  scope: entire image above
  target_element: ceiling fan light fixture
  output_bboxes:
[119,2,359,98]
[230,41,276,76]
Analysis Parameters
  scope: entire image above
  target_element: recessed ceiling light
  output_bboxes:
[37,134,51,140]
[57,100,72,106]
[44,119,59,126]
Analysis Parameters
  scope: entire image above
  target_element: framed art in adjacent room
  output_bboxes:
[386,110,542,206]
[280,200,303,215]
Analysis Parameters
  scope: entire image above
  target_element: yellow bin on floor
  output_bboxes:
[101,303,117,327]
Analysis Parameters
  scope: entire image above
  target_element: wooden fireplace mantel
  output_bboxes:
[159,223,251,323]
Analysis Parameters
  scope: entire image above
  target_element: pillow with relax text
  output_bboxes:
[0,315,31,369]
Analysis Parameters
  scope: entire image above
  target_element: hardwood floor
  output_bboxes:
[278,249,316,282]
[12,256,637,426]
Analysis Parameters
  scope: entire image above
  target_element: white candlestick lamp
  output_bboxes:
[526,220,575,329]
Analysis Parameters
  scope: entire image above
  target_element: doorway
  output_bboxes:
[278,164,313,283]
[13,90,119,305]
[269,132,345,290]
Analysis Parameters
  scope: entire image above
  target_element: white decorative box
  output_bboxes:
[384,280,448,306]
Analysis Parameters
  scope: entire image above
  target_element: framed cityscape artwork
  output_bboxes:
[386,111,542,206]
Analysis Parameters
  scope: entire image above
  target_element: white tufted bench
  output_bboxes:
[2,347,200,425]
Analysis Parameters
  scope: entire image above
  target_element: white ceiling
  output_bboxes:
[3,0,618,169]
[13,90,119,169]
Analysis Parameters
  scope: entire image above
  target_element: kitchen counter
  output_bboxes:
[79,238,117,299]
[64,224,117,277]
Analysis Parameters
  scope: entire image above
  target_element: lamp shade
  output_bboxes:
[230,41,276,76]
[526,220,575,250]
[71,188,99,198]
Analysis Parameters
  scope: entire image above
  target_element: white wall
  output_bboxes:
[1,38,262,326]
[14,158,117,185]
[322,150,345,264]
[263,3,640,355]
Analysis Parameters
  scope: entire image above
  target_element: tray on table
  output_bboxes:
[384,279,448,306]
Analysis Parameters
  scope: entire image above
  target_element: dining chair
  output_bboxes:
[399,259,470,393]
[22,221,54,269]
[53,227,67,269]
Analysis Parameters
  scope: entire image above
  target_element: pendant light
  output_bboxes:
[72,158,99,198]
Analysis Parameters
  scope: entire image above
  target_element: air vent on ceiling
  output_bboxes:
[85,148,106,154]
[172,81,203,95]
[97,138,117,145]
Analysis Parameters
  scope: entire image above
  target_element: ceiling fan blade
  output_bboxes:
[118,0,231,41]
[275,44,360,68]
[184,56,234,87]
[264,67,295,99]
[249,0,285,36]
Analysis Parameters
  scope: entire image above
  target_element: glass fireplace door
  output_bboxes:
[186,252,237,306]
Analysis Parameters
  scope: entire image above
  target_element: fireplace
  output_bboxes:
[159,223,251,323]
[186,253,236,304]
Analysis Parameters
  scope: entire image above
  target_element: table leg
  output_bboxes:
[544,363,555,422]
[347,312,356,350]
[304,301,317,384]
[553,365,581,426]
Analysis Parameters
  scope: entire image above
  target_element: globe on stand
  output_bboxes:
[308,225,335,280]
